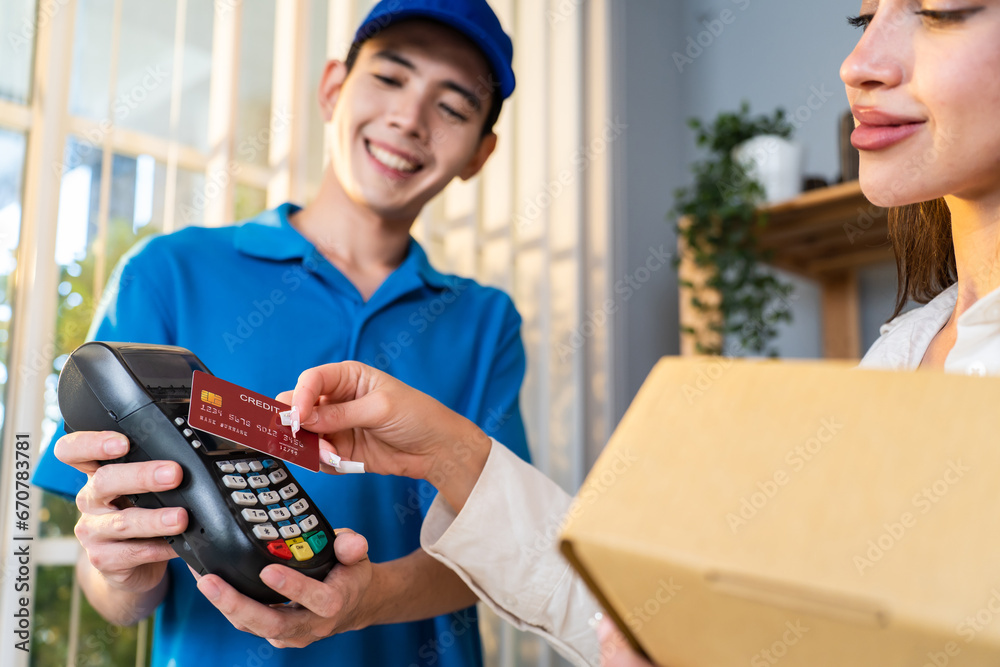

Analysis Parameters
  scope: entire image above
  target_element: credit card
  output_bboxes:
[188,370,321,472]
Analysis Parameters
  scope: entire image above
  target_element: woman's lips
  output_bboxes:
[851,121,925,151]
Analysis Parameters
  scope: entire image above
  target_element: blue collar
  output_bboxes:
[233,203,453,291]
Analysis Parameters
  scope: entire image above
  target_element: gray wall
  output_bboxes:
[613,0,898,416]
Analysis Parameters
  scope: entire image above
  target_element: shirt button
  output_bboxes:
[968,361,987,376]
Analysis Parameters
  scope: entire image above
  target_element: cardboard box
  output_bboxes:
[560,357,1000,666]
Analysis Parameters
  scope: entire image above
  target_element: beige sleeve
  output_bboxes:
[420,440,602,667]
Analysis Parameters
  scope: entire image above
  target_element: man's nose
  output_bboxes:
[387,92,429,141]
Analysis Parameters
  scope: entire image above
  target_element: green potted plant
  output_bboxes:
[673,102,796,356]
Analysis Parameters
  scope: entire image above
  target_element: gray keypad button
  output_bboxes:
[231,491,257,506]
[253,524,279,540]
[247,475,269,489]
[279,524,301,539]
[278,483,299,500]
[249,461,264,472]
[268,507,291,522]
[241,509,268,523]
[268,469,288,485]
[289,499,309,516]
[258,491,280,505]
[216,461,235,473]
[235,462,251,474]
[298,515,319,532]
[174,417,185,426]
[222,475,247,489]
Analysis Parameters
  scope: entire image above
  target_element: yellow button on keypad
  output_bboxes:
[288,539,314,562]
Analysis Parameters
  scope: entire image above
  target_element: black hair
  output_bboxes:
[343,30,504,138]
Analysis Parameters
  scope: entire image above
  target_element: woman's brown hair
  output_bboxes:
[888,198,956,320]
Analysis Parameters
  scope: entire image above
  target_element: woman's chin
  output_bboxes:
[858,172,931,209]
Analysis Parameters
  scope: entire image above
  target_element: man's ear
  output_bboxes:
[318,60,349,122]
[459,132,498,181]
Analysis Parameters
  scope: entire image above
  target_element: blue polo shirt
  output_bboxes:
[33,203,530,667]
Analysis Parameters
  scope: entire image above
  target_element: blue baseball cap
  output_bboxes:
[354,0,516,100]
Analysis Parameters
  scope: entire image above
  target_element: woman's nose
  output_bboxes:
[840,13,907,93]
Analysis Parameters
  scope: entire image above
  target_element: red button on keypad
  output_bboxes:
[267,539,293,560]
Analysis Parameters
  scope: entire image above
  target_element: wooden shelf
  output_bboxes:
[678,181,894,360]
[757,180,891,278]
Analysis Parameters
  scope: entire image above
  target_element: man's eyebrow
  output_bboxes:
[442,81,482,112]
[373,49,416,70]
[372,49,482,112]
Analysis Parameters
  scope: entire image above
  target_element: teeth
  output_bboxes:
[367,142,419,173]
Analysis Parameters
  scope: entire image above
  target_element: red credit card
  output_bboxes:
[188,370,321,472]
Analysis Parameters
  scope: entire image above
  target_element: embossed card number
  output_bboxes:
[188,370,321,472]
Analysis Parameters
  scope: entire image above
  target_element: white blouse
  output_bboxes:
[859,282,1000,374]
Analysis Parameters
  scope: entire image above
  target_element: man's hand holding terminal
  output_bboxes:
[54,430,187,625]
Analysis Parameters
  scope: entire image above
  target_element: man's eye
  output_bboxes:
[373,74,401,87]
[440,104,468,123]
[847,13,874,31]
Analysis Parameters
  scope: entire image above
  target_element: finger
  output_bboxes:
[79,461,183,511]
[259,564,345,618]
[54,431,130,473]
[318,438,345,471]
[318,462,344,476]
[291,362,375,427]
[79,506,188,542]
[297,392,391,435]
[197,574,297,638]
[598,617,652,666]
[332,529,369,565]
[85,537,179,574]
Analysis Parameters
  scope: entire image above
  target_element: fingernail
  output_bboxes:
[302,412,318,425]
[327,450,342,466]
[199,579,220,601]
[163,509,182,527]
[154,465,176,485]
[103,435,128,456]
[260,567,285,588]
[279,407,297,427]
